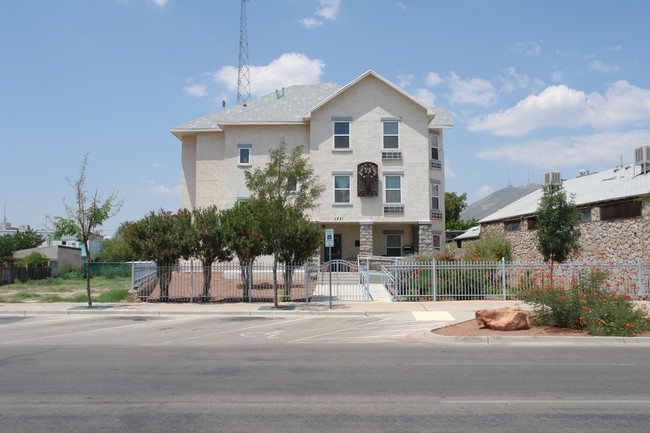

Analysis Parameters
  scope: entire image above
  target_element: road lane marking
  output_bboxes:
[287,317,392,343]
[161,316,313,344]
[0,316,201,344]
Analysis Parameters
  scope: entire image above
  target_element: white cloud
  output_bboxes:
[424,72,443,86]
[469,81,650,136]
[213,53,325,97]
[397,73,414,88]
[448,72,497,106]
[300,0,341,28]
[397,1,407,11]
[413,88,436,107]
[183,84,207,97]
[445,158,455,178]
[141,181,180,197]
[498,67,543,93]
[551,70,565,82]
[148,0,168,7]
[475,130,650,169]
[512,41,542,56]
[474,185,495,200]
[590,60,621,73]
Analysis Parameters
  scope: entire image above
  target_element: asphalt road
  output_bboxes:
[1,314,650,432]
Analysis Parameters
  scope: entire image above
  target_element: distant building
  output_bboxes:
[13,245,82,276]
[475,150,650,263]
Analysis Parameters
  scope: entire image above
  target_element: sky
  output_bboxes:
[2,0,650,236]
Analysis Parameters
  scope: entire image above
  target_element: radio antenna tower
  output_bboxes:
[237,0,251,106]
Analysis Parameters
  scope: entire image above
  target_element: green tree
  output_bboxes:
[15,252,49,267]
[467,232,512,261]
[445,192,477,230]
[179,206,232,301]
[123,210,186,301]
[95,222,137,263]
[53,154,122,308]
[0,229,44,258]
[245,141,324,307]
[276,211,323,297]
[535,184,581,264]
[221,201,267,300]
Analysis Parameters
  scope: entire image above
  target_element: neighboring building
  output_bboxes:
[1,222,103,259]
[476,152,650,263]
[172,70,452,261]
[13,245,82,277]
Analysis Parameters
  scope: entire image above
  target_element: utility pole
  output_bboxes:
[237,0,251,106]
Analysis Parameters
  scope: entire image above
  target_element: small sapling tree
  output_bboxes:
[535,183,581,265]
[53,154,122,308]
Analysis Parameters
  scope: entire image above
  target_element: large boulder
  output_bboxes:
[475,307,529,331]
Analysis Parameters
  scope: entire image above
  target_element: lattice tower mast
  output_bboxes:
[237,0,251,105]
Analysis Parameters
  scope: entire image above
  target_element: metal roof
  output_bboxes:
[480,165,650,223]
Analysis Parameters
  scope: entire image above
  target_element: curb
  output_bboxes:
[422,330,650,346]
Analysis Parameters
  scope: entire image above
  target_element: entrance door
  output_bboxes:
[326,234,342,261]
[386,234,402,257]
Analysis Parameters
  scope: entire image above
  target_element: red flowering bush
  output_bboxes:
[518,269,650,337]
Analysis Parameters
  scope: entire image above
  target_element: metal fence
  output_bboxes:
[377,259,650,302]
[131,260,371,303]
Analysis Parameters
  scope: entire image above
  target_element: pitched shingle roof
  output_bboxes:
[171,71,453,134]
[480,165,650,223]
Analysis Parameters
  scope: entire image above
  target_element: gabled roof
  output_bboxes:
[480,165,650,223]
[171,70,453,138]
[171,82,342,136]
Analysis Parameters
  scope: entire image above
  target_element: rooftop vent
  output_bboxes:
[544,171,562,186]
[578,169,590,177]
[635,145,650,174]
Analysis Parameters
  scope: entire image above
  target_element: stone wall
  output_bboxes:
[480,207,650,263]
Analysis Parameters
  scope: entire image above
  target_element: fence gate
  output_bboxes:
[313,260,370,301]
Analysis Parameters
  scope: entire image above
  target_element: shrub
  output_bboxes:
[58,266,85,280]
[518,268,650,336]
[100,266,117,279]
[15,252,49,267]
[466,232,512,261]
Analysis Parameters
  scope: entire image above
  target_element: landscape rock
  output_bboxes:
[475,307,529,331]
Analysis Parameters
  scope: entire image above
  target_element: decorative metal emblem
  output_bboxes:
[357,162,378,197]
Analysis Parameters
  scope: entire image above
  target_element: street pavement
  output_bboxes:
[2,299,650,345]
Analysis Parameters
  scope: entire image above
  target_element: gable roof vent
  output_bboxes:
[635,145,650,174]
[544,171,562,186]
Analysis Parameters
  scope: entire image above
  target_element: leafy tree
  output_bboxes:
[53,154,122,308]
[0,229,44,258]
[245,141,324,307]
[467,232,512,261]
[221,201,267,300]
[179,206,232,301]
[535,184,581,264]
[15,252,49,267]
[123,209,186,301]
[95,222,137,263]
[445,192,477,230]
[276,211,323,297]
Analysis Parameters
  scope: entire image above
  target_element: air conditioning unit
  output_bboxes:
[635,146,650,165]
[544,171,562,186]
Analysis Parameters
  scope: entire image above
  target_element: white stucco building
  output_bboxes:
[172,70,452,261]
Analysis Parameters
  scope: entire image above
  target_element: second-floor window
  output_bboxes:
[239,148,250,165]
[334,121,350,149]
[334,175,351,203]
[431,184,440,210]
[385,175,402,203]
[431,132,440,160]
[383,121,399,149]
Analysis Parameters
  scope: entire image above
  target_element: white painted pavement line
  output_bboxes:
[441,400,650,405]
[0,316,203,345]
[0,315,95,328]
[160,316,314,344]
[287,317,392,343]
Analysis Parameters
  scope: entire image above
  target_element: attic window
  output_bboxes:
[504,220,521,232]
[600,201,642,220]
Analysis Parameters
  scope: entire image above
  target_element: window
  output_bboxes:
[430,132,442,169]
[288,177,297,193]
[600,201,642,220]
[334,175,350,203]
[431,184,440,210]
[238,147,251,165]
[385,175,402,203]
[579,208,592,223]
[504,220,521,232]
[527,217,537,230]
[333,121,350,149]
[383,121,399,149]
[386,234,402,257]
